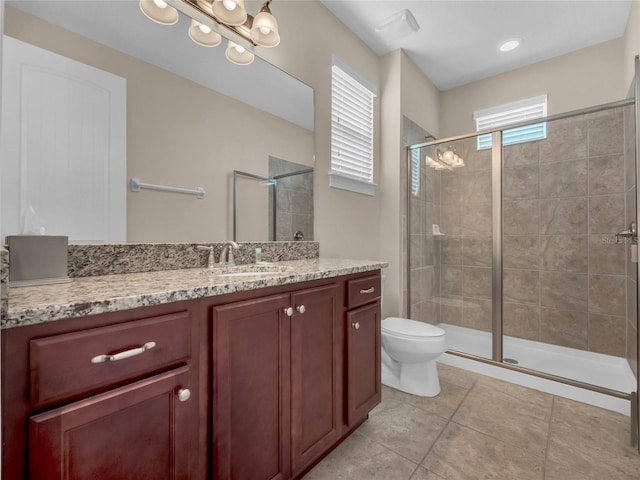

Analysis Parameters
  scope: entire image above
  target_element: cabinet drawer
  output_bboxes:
[29,311,191,407]
[347,275,381,309]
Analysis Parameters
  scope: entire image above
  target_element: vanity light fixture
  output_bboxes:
[139,0,280,66]
[188,19,222,46]
[139,0,179,25]
[211,0,247,26]
[425,147,464,170]
[226,41,254,65]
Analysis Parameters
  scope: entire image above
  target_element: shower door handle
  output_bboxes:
[616,221,637,244]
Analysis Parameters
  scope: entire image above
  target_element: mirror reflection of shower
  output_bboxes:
[232,157,313,242]
[268,157,314,242]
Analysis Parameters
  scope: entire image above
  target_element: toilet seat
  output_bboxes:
[382,317,445,339]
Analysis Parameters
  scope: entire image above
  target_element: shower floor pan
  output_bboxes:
[436,323,637,415]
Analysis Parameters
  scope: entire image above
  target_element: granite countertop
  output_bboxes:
[3,258,388,329]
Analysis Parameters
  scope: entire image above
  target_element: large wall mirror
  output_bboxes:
[1,0,315,244]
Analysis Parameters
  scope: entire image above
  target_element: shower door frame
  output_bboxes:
[406,96,639,447]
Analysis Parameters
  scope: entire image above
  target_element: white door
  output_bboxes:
[1,35,126,243]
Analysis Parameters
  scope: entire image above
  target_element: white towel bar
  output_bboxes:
[130,178,205,199]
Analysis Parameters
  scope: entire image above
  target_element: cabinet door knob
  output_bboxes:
[296,305,306,314]
[352,322,360,330]
[177,388,191,402]
[284,307,294,317]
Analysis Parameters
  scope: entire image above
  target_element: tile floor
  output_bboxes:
[305,363,640,480]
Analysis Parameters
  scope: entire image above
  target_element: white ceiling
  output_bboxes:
[321,0,632,90]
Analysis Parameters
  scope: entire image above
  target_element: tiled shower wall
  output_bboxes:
[501,108,627,357]
[268,157,314,242]
[410,106,633,360]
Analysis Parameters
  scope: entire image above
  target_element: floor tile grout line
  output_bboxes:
[416,378,479,469]
[542,395,556,480]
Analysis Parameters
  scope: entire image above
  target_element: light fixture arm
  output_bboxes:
[168,0,258,48]
[258,0,273,14]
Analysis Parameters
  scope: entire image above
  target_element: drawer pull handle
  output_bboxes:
[284,307,294,317]
[360,287,375,294]
[353,322,360,330]
[296,305,306,314]
[91,341,157,364]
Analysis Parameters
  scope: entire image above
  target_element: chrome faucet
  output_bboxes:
[219,241,239,265]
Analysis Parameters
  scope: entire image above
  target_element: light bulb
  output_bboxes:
[441,150,454,162]
[212,0,247,26]
[223,0,237,10]
[140,0,179,25]
[259,26,271,35]
[189,19,222,47]
[226,40,254,65]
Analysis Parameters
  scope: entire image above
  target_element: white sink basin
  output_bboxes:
[201,264,294,278]
[215,271,281,278]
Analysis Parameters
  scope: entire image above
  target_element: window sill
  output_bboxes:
[328,172,377,196]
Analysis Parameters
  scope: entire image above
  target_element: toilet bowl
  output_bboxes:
[381,317,447,397]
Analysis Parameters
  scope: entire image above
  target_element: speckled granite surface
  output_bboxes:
[68,241,319,277]
[1,247,7,319]
[3,258,387,329]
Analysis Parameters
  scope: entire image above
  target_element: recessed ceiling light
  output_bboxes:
[499,38,521,52]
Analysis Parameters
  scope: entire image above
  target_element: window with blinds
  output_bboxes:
[410,147,420,197]
[330,62,377,196]
[474,95,547,150]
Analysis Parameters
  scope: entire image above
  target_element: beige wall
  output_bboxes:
[258,2,382,260]
[440,37,627,138]
[400,53,441,139]
[378,51,402,317]
[378,51,441,318]
[4,6,314,243]
[623,0,640,90]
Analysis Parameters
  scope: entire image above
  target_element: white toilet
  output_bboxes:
[381,317,447,397]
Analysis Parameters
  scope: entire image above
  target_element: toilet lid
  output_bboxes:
[382,317,445,338]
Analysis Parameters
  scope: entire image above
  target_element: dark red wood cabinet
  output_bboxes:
[29,366,193,480]
[2,271,381,480]
[212,283,343,480]
[212,293,292,480]
[290,284,342,476]
[2,304,201,480]
[345,302,381,426]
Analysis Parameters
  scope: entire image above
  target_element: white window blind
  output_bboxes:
[410,147,420,197]
[474,95,547,150]
[330,62,377,196]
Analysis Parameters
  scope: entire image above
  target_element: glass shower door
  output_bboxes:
[409,134,495,360]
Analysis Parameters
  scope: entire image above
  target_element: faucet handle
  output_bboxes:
[197,245,215,268]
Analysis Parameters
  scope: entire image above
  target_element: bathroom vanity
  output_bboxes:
[1,257,385,479]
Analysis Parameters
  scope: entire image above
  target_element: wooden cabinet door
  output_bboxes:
[290,284,341,475]
[213,294,291,480]
[29,366,192,480]
[346,302,381,426]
